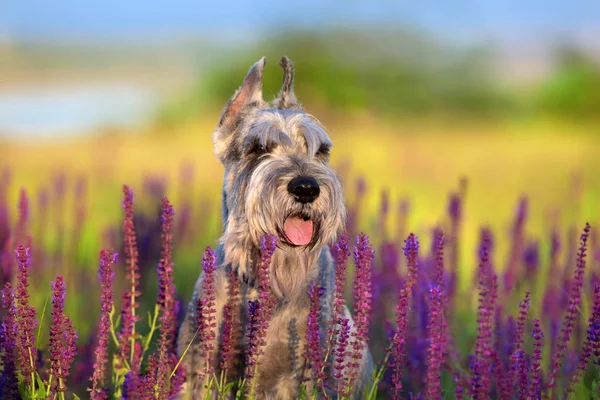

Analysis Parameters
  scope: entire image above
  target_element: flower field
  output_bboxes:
[0,117,599,399]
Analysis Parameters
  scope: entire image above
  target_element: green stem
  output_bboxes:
[218,370,226,399]
[127,239,138,367]
[235,377,247,400]
[26,336,36,395]
[170,328,199,379]
[142,304,160,360]
[36,294,50,347]
[366,340,395,400]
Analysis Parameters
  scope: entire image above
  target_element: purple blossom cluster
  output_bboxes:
[244,235,277,383]
[220,267,241,376]
[118,185,141,372]
[15,245,38,390]
[0,170,599,399]
[89,249,118,399]
[197,246,218,381]
[304,283,327,391]
[47,275,78,396]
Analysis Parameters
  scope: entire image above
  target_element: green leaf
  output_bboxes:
[73,394,81,400]
[35,373,49,397]
[36,294,50,347]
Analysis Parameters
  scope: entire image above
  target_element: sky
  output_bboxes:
[2,0,599,50]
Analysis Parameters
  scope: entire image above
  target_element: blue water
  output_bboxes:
[0,85,159,139]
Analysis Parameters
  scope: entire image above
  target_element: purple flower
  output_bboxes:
[571,283,600,390]
[89,249,117,399]
[156,197,177,398]
[447,192,462,221]
[470,232,495,398]
[503,196,528,294]
[433,229,445,291]
[508,292,530,396]
[245,235,277,381]
[122,341,143,398]
[256,235,277,322]
[197,246,217,381]
[528,318,544,398]
[14,245,37,390]
[425,285,445,399]
[403,233,419,293]
[379,189,390,238]
[454,376,464,400]
[333,318,351,393]
[304,283,327,391]
[245,299,261,379]
[136,353,158,400]
[523,240,539,281]
[388,233,421,399]
[47,276,78,395]
[1,283,19,397]
[119,185,141,371]
[333,232,350,323]
[516,350,529,398]
[343,234,374,394]
[547,222,591,390]
[325,232,351,390]
[352,234,374,342]
[16,187,29,247]
[220,267,241,376]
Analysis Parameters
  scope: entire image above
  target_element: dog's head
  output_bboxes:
[213,57,345,261]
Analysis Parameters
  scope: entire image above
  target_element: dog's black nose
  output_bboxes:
[288,176,320,203]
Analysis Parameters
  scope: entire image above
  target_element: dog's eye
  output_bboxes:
[245,139,277,156]
[248,143,267,155]
[316,144,331,159]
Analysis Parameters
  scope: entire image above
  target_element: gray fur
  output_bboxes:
[177,57,373,399]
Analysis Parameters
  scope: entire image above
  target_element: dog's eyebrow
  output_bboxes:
[296,122,331,156]
[245,121,293,151]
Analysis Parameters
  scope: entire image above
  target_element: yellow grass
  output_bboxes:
[2,114,599,284]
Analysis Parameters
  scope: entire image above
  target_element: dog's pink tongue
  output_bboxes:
[284,217,313,246]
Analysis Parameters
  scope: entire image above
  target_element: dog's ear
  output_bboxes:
[218,57,266,129]
[273,56,301,110]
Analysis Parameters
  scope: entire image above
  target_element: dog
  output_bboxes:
[177,56,373,399]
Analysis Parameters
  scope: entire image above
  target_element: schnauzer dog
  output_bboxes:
[177,56,373,399]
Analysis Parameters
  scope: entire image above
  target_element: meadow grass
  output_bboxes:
[0,115,598,398]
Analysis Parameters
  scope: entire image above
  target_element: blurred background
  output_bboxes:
[1,0,600,357]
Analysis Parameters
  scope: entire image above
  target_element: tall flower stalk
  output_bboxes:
[89,249,118,399]
[46,275,78,398]
[368,233,420,400]
[528,318,544,398]
[470,232,495,399]
[323,232,350,393]
[197,246,217,384]
[547,222,591,392]
[154,197,177,398]
[245,235,277,395]
[304,283,327,396]
[119,185,141,372]
[219,266,241,392]
[425,285,445,399]
[343,233,374,397]
[1,283,19,398]
[15,245,38,393]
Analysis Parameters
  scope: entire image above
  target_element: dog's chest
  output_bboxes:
[239,287,312,394]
